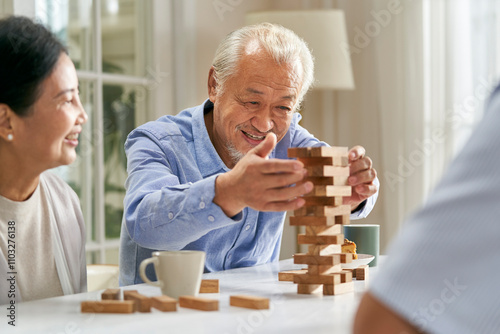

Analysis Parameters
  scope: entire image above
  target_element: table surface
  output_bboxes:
[1,258,381,334]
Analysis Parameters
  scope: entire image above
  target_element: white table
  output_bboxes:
[1,259,381,334]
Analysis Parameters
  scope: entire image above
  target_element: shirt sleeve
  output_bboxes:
[369,87,500,334]
[123,129,242,250]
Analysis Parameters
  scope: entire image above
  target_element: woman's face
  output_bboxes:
[11,53,88,171]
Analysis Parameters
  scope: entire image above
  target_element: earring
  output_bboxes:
[7,134,13,141]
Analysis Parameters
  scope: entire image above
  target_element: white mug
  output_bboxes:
[139,250,205,299]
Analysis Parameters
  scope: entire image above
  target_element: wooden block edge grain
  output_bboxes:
[199,279,220,293]
[230,295,270,310]
[81,300,135,314]
[178,296,219,311]
[151,296,177,312]
[101,288,120,300]
[123,291,152,313]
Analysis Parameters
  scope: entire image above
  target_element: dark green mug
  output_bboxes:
[343,224,380,267]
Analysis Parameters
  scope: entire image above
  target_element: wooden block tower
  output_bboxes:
[287,146,354,295]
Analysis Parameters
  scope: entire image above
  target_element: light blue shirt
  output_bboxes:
[119,100,378,285]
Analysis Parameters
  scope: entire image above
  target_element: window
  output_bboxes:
[34,0,154,264]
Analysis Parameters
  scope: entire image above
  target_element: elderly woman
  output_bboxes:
[0,16,88,304]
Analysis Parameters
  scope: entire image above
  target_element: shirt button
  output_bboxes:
[208,215,215,222]
[244,224,250,231]
[168,212,174,220]
[199,202,205,209]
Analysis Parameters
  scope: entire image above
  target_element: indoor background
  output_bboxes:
[1,0,499,265]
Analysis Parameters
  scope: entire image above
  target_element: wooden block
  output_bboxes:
[355,265,369,281]
[278,269,307,282]
[297,157,334,166]
[199,279,219,293]
[301,176,349,186]
[101,289,120,300]
[345,268,356,278]
[290,216,339,226]
[81,300,135,314]
[288,146,348,158]
[305,225,343,236]
[293,273,343,285]
[323,281,354,295]
[335,214,350,225]
[305,166,350,177]
[294,205,351,217]
[307,264,342,275]
[297,284,323,294]
[124,291,152,313]
[307,244,341,256]
[178,296,219,311]
[303,196,343,207]
[333,155,349,167]
[293,253,353,266]
[230,295,270,310]
[298,234,344,245]
[305,185,351,197]
[151,296,177,312]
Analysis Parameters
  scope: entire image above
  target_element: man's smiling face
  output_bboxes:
[208,46,303,168]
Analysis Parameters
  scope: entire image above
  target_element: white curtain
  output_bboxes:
[333,0,500,250]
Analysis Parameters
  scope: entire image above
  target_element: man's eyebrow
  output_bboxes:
[53,88,77,100]
[246,88,296,100]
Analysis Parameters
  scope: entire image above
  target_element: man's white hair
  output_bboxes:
[211,22,315,109]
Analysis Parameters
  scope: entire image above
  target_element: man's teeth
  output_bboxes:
[244,132,265,140]
[66,133,78,140]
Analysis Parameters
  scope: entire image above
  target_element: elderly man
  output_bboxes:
[119,23,379,285]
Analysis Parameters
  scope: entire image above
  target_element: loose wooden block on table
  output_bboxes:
[293,253,353,266]
[81,300,135,314]
[101,288,120,300]
[124,291,151,312]
[179,296,219,311]
[278,269,307,282]
[288,146,348,158]
[199,279,220,293]
[355,265,369,281]
[230,295,270,310]
[151,296,177,312]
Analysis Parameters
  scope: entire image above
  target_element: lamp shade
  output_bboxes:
[246,10,355,90]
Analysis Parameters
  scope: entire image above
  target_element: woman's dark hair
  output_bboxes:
[0,16,68,116]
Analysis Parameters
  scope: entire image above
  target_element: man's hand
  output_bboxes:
[214,133,313,217]
[344,146,378,211]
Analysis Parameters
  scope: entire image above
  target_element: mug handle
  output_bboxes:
[139,257,162,288]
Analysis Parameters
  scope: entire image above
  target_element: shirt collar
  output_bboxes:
[192,99,231,177]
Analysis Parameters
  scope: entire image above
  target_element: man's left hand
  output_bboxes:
[344,146,378,211]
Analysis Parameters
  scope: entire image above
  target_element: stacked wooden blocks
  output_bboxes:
[288,146,354,295]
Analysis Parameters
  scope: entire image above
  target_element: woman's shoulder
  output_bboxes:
[40,171,79,205]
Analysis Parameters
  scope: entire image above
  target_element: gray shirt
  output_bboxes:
[370,84,500,333]
[0,171,87,304]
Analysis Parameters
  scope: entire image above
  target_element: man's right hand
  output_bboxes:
[214,133,313,217]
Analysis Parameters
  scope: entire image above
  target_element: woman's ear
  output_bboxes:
[207,67,218,103]
[0,104,14,141]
